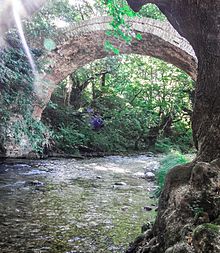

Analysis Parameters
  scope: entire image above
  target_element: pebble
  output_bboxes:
[145,172,156,181]
[141,223,151,233]
[143,161,160,173]
[144,206,153,211]
[121,206,129,211]
[26,180,44,187]
[114,182,127,186]
[133,172,145,178]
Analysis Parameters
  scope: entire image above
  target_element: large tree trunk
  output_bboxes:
[127,0,220,162]
[126,1,220,252]
[193,52,220,161]
[125,0,220,160]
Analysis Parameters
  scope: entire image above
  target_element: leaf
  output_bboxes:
[104,41,120,54]
[136,33,142,40]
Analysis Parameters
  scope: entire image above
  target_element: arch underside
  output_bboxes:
[33,17,197,118]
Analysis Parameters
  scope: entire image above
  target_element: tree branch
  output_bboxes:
[130,89,143,105]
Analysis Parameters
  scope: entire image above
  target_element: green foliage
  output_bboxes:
[54,124,86,153]
[43,54,194,155]
[154,126,193,153]
[0,37,34,124]
[104,40,120,54]
[102,1,166,53]
[13,115,51,154]
[25,0,102,39]
[154,152,188,196]
[202,223,220,233]
[0,1,193,156]
[0,32,51,155]
[190,200,204,216]
[0,38,34,90]
[170,121,193,153]
[139,4,166,21]
[102,0,136,45]
[154,138,175,153]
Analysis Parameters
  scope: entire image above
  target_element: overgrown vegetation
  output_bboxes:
[154,152,189,196]
[43,55,194,155]
[101,0,165,52]
[13,114,51,153]
[0,31,50,155]
[0,0,194,157]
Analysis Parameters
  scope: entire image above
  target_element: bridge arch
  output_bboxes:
[33,16,197,118]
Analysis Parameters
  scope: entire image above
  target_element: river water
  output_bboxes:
[0,155,159,253]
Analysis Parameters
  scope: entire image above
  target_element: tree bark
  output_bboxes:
[193,51,220,161]
[127,0,220,162]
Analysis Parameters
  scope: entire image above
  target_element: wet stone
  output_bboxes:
[144,206,153,211]
[141,222,152,233]
[25,180,44,187]
[22,169,47,175]
[144,172,156,181]
[114,181,127,186]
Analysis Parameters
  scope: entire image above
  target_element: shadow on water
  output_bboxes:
[0,155,159,253]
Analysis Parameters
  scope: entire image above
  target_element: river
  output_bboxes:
[0,155,159,253]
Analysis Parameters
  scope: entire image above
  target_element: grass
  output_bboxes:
[154,151,188,197]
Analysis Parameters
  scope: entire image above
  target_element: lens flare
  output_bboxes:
[12,0,37,75]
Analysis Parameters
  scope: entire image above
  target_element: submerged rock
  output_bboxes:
[141,222,153,233]
[144,161,160,173]
[144,172,156,181]
[134,171,145,178]
[25,180,44,187]
[121,206,129,211]
[144,206,153,211]
[114,181,127,186]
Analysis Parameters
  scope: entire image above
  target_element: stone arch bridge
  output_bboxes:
[32,16,197,118]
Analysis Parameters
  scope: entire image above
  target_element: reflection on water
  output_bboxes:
[0,155,159,253]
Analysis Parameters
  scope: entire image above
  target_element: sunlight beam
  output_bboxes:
[12,0,37,75]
